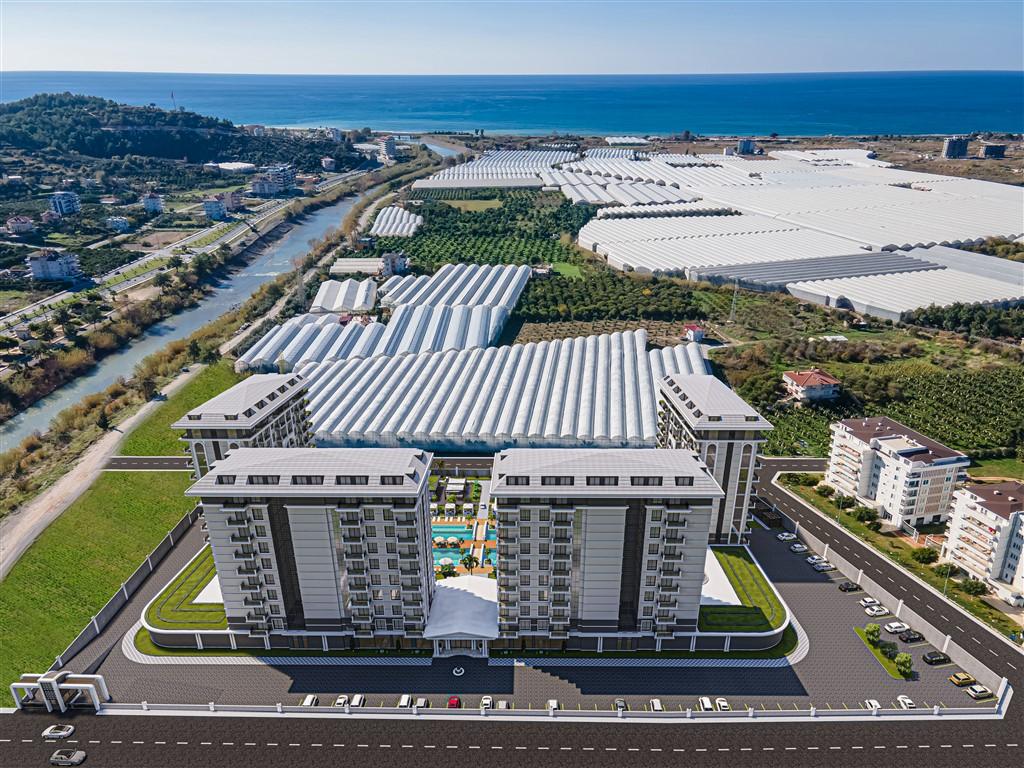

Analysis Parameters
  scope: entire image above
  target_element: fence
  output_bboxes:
[51,507,201,671]
[773,483,1010,693]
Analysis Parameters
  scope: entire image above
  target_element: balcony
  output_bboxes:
[236,564,260,576]
[232,549,256,561]
[553,535,571,544]
[225,517,250,527]
[229,533,253,543]
[239,582,262,592]
[657,596,676,607]
[553,567,570,576]
[552,599,569,608]
[399,566,419,575]
[243,596,265,607]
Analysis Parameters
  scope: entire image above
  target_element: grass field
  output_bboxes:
[0,288,55,314]
[551,261,582,278]
[854,627,907,679]
[119,361,244,456]
[0,471,195,705]
[144,546,226,630]
[969,456,1024,480]
[442,199,501,212]
[698,547,787,633]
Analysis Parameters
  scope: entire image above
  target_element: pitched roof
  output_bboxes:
[783,369,841,387]
[961,481,1024,520]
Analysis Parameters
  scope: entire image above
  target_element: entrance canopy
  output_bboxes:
[424,575,499,640]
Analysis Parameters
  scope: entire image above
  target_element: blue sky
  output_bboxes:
[3,1,1022,75]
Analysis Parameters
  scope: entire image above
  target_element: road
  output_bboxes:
[104,456,191,471]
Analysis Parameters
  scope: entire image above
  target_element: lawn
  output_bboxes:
[698,547,787,633]
[854,627,907,679]
[969,456,1024,480]
[119,361,244,456]
[442,199,501,212]
[144,546,227,630]
[551,261,582,278]
[0,471,195,705]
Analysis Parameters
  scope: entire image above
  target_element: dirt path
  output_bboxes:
[357,192,396,234]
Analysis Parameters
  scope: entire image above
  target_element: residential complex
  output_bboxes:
[825,416,970,529]
[185,448,435,647]
[782,368,841,402]
[141,192,164,213]
[171,373,312,476]
[202,197,228,221]
[941,135,970,159]
[49,190,81,217]
[942,482,1024,606]
[656,373,773,543]
[26,249,81,282]
[489,448,723,652]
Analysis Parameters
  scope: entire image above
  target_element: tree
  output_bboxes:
[167,255,184,270]
[153,271,171,288]
[187,338,201,360]
[438,563,457,579]
[933,563,959,578]
[911,547,939,564]
[459,553,480,575]
[853,506,877,523]
[137,376,157,400]
[96,408,110,431]
[894,652,914,678]
[960,579,989,596]
[200,346,221,364]
[864,623,881,646]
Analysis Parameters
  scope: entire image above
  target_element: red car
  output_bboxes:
[447,696,461,709]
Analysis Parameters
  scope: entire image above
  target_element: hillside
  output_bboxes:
[0,93,355,171]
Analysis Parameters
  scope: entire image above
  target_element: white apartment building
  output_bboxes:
[141,193,164,214]
[26,250,81,282]
[489,449,723,652]
[782,369,841,402]
[172,374,312,476]
[6,215,35,234]
[49,191,81,217]
[105,216,131,233]
[943,482,1024,606]
[202,197,228,221]
[826,417,970,529]
[656,374,773,543]
[185,448,435,649]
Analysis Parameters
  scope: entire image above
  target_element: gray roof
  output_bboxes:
[693,251,944,289]
[172,374,306,430]
[489,448,723,499]
[186,447,432,497]
[659,374,773,431]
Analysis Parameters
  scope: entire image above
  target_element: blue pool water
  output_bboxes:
[432,525,473,540]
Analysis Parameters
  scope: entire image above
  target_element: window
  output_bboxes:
[586,476,618,486]
[674,476,694,486]
[506,475,530,486]
[258,542,270,554]
[264,574,275,585]
[246,475,280,485]
[380,475,404,485]
[261,558,273,569]
[645,575,656,587]
[291,475,324,485]
[269,604,281,615]
[266,590,278,600]
[336,475,369,485]
[255,525,267,537]
[647,544,659,554]
[707,415,722,422]
[251,510,264,520]
[215,475,236,485]
[541,476,574,486]
[644,591,655,601]
[631,476,663,486]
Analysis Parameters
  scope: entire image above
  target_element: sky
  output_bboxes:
[2,0,1022,75]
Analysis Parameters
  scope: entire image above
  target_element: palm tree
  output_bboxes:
[439,563,457,579]
[459,553,480,575]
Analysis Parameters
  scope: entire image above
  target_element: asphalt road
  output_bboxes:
[104,456,191,471]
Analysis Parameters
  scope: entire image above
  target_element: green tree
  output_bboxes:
[960,579,989,596]
[137,376,157,400]
[167,255,184,270]
[864,623,881,646]
[438,563,457,579]
[153,271,171,288]
[96,408,110,431]
[911,548,939,564]
[187,338,201,360]
[459,553,480,575]
[894,652,913,678]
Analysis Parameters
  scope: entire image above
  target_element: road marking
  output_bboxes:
[379,745,390,749]
[155,741,166,745]
[89,740,101,744]
[134,741,146,745]
[1009,663,1018,670]
[110,740,122,744]
[22,739,34,743]
[333,744,344,747]
[265,742,276,747]
[424,745,435,749]
[177,741,188,745]
[311,743,322,747]
[763,747,774,751]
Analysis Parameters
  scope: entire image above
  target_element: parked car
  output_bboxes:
[447,696,461,709]
[42,725,75,740]
[496,700,509,710]
[924,651,951,665]
[776,532,797,542]
[864,699,881,710]
[398,694,412,708]
[838,581,861,592]
[715,697,731,712]
[898,630,924,644]
[813,561,835,572]
[806,555,826,565]
[896,695,916,710]
[884,621,910,634]
[480,696,493,709]
[949,672,976,687]
[333,695,348,707]
[350,694,365,707]
[300,694,319,707]
[865,605,890,617]
[414,697,429,709]
[49,750,86,766]
[858,597,880,608]
[697,696,714,712]
[789,543,808,553]
[547,699,559,711]
[650,698,664,712]
[966,684,993,700]
[614,698,627,712]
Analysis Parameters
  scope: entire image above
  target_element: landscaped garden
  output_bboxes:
[144,546,227,630]
[698,547,787,633]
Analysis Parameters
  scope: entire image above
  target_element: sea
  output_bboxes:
[2,71,1021,136]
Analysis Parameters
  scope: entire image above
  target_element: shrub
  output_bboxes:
[867,521,883,532]
[864,623,881,646]
[959,579,989,596]
[788,472,820,487]
[933,563,959,578]
[911,548,939,564]
[853,506,877,523]
[894,652,914,678]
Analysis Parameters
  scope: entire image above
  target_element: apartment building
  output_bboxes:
[141,192,164,214]
[172,373,312,476]
[825,417,970,529]
[782,369,841,402]
[656,374,773,543]
[489,449,723,652]
[942,482,1024,606]
[186,447,435,648]
[26,250,81,282]
[49,191,81,217]
[941,136,970,159]
[202,197,228,221]
[6,215,35,234]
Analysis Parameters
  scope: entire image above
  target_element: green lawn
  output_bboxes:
[551,261,582,278]
[854,627,907,679]
[969,456,1024,480]
[442,199,501,212]
[698,547,787,633]
[119,361,243,456]
[0,471,195,705]
[145,546,226,630]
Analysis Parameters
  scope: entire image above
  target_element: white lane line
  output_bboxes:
[333,744,344,748]
[177,741,188,745]
[311,743,322,747]
[88,740,101,744]
[1009,663,1018,670]
[402,745,413,749]
[244,742,256,746]
[134,741,146,745]
[22,739,34,743]
[155,741,167,745]
[379,745,390,749]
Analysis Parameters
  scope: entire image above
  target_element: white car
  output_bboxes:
[333,695,348,707]
[398,694,412,708]
[858,597,880,608]
[865,605,891,617]
[547,699,560,711]
[813,561,835,572]
[806,555,826,565]
[884,621,910,634]
[966,684,993,700]
[715,697,731,712]
[42,725,75,740]
[776,532,797,542]
[864,699,881,710]
[790,543,808,553]
[480,696,493,709]
[896,694,916,710]
[650,698,664,712]
[350,694,365,707]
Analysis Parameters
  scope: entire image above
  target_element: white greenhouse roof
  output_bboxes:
[605,136,650,145]
[379,263,531,309]
[297,330,710,451]
[369,206,423,237]
[310,279,377,314]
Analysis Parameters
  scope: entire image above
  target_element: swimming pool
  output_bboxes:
[432,548,463,567]
[432,524,474,541]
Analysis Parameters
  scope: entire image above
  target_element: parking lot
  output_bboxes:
[83,523,998,714]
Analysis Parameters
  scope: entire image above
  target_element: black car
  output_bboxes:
[838,581,861,592]
[899,629,924,644]
[923,651,951,665]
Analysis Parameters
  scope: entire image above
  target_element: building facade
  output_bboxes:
[736,138,757,155]
[942,482,1024,606]
[26,250,81,282]
[978,143,1007,159]
[202,197,227,221]
[6,215,35,234]
[172,373,312,476]
[49,191,81,217]
[141,193,164,214]
[942,136,970,159]
[825,417,970,529]
[489,449,723,652]
[656,374,773,543]
[185,448,435,648]
[106,216,131,233]
[782,369,841,402]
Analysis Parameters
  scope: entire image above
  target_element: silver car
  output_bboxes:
[49,750,86,766]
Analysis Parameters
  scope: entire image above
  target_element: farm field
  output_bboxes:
[125,229,193,251]
[969,456,1024,480]
[0,287,55,314]
[510,318,701,346]
[0,471,195,705]
[442,198,501,211]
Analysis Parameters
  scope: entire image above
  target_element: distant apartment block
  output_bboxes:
[942,482,1024,606]
[105,216,131,233]
[825,416,969,529]
[489,449,722,652]
[250,176,282,197]
[978,143,1007,159]
[26,250,81,282]
[265,164,296,189]
[782,369,841,402]
[5,215,35,234]
[657,374,773,543]
[378,135,397,160]
[172,373,312,476]
[141,192,164,214]
[202,197,228,221]
[186,448,435,647]
[941,136,970,159]
[735,138,757,155]
[49,191,81,217]
[326,127,344,142]
[321,156,337,171]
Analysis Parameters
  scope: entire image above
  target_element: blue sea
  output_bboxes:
[2,71,1021,135]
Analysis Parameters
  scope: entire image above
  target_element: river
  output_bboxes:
[0,196,359,449]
